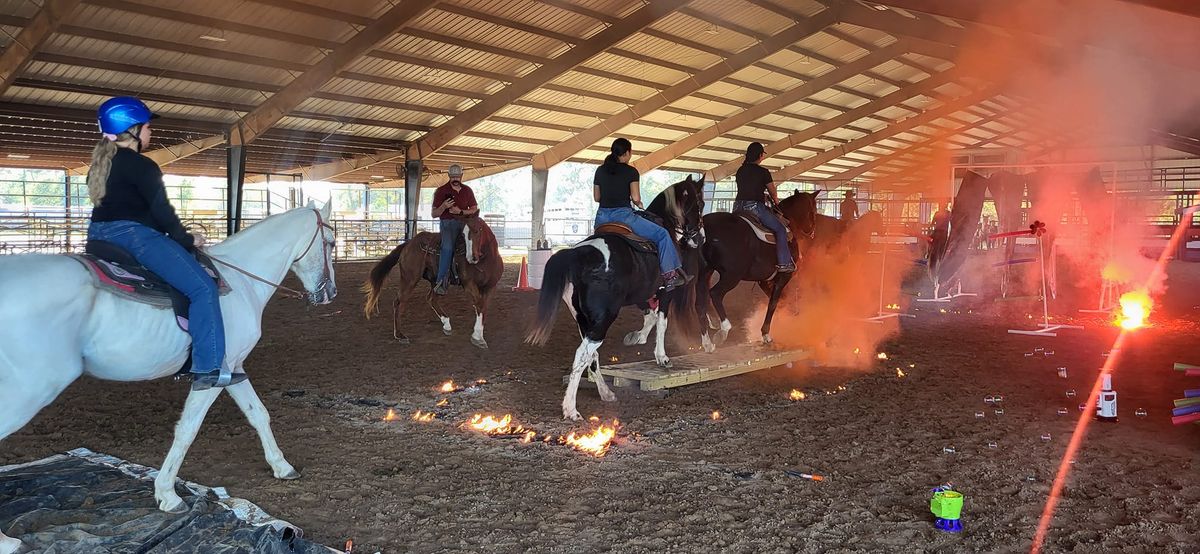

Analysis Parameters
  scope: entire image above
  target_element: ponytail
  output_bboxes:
[87,139,118,206]
[602,138,633,175]
[86,128,137,206]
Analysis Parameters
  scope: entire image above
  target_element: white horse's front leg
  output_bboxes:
[563,339,601,420]
[623,309,657,345]
[225,379,299,480]
[0,530,20,554]
[654,310,671,367]
[154,388,222,513]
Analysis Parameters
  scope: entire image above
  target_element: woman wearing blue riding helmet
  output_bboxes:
[86,96,241,390]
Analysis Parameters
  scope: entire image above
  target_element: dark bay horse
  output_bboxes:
[526,176,704,420]
[362,215,503,348]
[694,190,819,350]
[807,209,884,255]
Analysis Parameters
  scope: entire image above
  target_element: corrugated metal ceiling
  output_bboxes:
[0,0,1045,184]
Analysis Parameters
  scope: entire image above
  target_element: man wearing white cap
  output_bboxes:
[430,164,478,295]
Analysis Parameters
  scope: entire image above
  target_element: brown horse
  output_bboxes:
[362,215,503,348]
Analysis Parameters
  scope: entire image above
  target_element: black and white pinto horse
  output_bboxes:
[526,176,704,420]
[694,190,819,350]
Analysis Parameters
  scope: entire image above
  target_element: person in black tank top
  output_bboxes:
[732,142,795,271]
[592,138,686,290]
[85,96,241,391]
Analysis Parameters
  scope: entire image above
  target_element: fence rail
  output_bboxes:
[0,214,598,259]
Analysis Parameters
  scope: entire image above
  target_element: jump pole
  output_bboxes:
[864,235,916,323]
[1007,225,1083,337]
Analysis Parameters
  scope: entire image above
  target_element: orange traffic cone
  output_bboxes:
[512,256,534,291]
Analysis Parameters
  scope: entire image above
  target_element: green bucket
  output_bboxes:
[930,490,964,520]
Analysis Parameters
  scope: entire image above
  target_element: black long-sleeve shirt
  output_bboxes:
[90,148,195,250]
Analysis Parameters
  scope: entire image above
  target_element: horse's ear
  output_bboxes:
[320,200,332,219]
[305,199,316,208]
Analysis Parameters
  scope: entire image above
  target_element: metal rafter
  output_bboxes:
[0,0,83,95]
[773,84,1004,182]
[286,0,693,183]
[531,6,842,171]
[630,42,904,173]
[707,65,968,182]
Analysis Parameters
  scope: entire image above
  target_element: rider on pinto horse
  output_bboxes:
[592,138,688,291]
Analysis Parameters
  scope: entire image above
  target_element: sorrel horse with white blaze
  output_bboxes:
[362,214,502,348]
[694,190,819,349]
[0,203,336,554]
[526,176,704,420]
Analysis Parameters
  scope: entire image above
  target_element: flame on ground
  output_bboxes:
[439,380,458,393]
[464,413,526,435]
[711,410,722,420]
[383,408,397,422]
[876,352,888,360]
[412,410,435,422]
[1117,290,1151,330]
[436,398,449,407]
[896,368,906,378]
[563,422,618,457]
[789,389,806,401]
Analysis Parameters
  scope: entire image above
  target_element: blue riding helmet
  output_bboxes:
[97,96,158,135]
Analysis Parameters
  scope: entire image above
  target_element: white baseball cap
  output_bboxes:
[448,164,464,177]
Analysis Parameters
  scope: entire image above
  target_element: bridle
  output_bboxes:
[675,182,705,245]
[207,208,336,303]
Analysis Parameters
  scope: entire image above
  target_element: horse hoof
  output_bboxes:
[762,334,773,345]
[471,338,489,349]
[623,332,640,346]
[563,410,582,421]
[0,535,22,554]
[442,328,452,336]
[395,335,411,344]
[714,331,729,345]
[701,334,716,353]
[656,356,672,368]
[276,469,301,480]
[159,495,188,514]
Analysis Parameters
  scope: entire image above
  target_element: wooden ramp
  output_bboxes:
[595,345,810,391]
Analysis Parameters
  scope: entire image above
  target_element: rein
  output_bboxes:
[205,209,335,300]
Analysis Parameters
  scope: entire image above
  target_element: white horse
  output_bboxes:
[0,202,337,554]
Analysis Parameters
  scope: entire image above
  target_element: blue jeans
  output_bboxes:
[88,220,225,374]
[436,218,465,284]
[735,201,794,266]
[594,207,681,274]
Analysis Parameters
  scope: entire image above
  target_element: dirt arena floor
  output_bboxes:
[4,256,1200,553]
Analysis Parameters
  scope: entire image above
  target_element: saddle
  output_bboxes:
[735,210,793,245]
[592,222,657,254]
[69,240,230,332]
[420,236,467,285]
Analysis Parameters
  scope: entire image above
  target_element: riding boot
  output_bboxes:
[660,269,688,292]
[434,280,449,295]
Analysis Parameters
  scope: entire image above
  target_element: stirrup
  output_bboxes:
[776,263,797,273]
[189,369,247,391]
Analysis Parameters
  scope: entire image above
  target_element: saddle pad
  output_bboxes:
[68,253,230,317]
[587,229,657,255]
[736,213,793,245]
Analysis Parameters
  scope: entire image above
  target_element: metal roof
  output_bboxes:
[1,0,1196,190]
